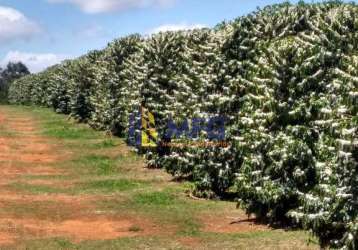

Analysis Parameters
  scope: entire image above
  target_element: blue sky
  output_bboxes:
[0,0,334,72]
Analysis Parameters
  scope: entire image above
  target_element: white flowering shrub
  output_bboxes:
[89,35,142,135]
[8,2,358,248]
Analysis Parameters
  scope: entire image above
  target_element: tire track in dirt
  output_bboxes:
[0,112,63,180]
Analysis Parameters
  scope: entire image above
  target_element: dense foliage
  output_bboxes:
[8,2,357,249]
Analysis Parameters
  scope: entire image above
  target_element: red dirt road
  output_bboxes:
[0,108,160,245]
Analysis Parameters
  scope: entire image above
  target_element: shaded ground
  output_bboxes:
[0,105,318,249]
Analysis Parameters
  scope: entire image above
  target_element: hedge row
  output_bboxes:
[9,2,357,249]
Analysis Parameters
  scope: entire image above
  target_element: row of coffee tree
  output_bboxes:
[8,2,357,249]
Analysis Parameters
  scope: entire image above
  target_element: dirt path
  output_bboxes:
[0,106,317,250]
[0,107,156,245]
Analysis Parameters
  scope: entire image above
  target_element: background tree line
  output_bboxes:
[0,62,30,103]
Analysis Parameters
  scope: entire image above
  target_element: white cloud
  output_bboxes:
[1,51,71,73]
[148,22,207,34]
[48,0,175,14]
[0,6,41,43]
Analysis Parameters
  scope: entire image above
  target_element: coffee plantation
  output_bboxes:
[8,2,357,249]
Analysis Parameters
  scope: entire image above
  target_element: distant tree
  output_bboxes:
[0,62,30,103]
